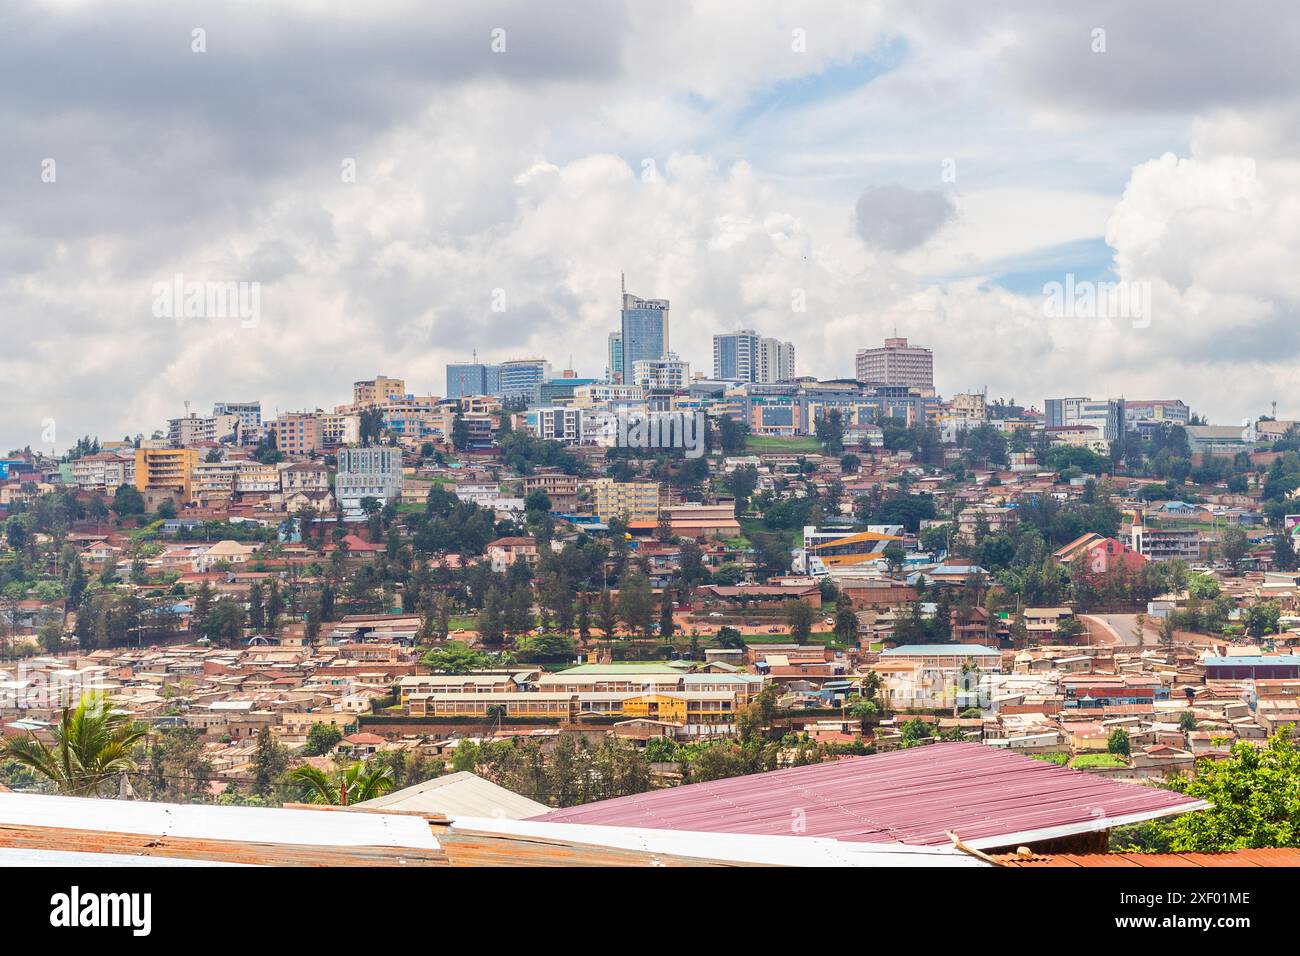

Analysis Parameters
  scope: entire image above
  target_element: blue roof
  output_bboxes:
[882,644,1001,656]
[1203,655,1300,667]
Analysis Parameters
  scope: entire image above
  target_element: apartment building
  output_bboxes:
[134,447,199,501]
[272,412,324,456]
[572,383,644,409]
[631,354,690,390]
[319,411,360,448]
[69,452,135,492]
[521,472,580,512]
[1130,515,1201,562]
[279,461,330,494]
[335,445,404,517]
[523,406,584,444]
[212,401,262,429]
[353,376,406,407]
[591,478,660,521]
[167,412,243,448]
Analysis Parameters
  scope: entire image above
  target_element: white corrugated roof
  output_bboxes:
[357,771,548,819]
[447,817,991,867]
[0,792,440,850]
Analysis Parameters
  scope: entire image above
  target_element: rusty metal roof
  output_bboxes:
[531,742,1209,850]
[0,791,989,867]
[995,848,1300,867]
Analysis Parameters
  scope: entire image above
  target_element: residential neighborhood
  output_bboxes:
[2,334,1300,875]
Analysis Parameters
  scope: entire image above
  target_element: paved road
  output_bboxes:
[1081,613,1143,647]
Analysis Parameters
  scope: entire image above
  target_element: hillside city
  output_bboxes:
[2,301,1299,862]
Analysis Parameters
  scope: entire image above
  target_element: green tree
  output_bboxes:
[250,726,289,798]
[617,570,655,639]
[303,723,344,757]
[1221,525,1250,573]
[785,598,815,644]
[1162,729,1300,851]
[833,593,858,643]
[596,588,619,639]
[1107,727,1131,757]
[478,587,506,646]
[111,483,145,518]
[422,641,499,674]
[290,760,395,806]
[715,625,746,649]
[658,588,675,639]
[900,718,934,748]
[0,693,147,796]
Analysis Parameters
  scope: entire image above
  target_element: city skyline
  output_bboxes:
[6,3,1300,449]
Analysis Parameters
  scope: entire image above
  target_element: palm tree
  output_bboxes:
[289,760,395,806]
[0,693,148,796]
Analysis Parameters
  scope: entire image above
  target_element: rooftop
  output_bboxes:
[530,742,1207,850]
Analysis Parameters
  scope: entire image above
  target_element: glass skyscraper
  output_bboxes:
[446,362,501,399]
[607,331,623,383]
[619,291,669,383]
[712,329,795,383]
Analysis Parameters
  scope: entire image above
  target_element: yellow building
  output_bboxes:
[134,447,199,501]
[406,692,576,719]
[591,478,660,522]
[353,375,406,407]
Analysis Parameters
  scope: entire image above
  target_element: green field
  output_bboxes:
[744,435,823,453]
[1069,753,1129,769]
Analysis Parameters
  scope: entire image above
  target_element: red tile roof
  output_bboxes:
[531,742,1207,849]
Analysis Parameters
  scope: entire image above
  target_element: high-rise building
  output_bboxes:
[607,332,624,384]
[620,289,669,383]
[632,353,690,390]
[271,411,324,456]
[712,330,796,383]
[592,478,660,521]
[1045,397,1125,441]
[353,376,406,407]
[497,359,552,403]
[446,362,501,399]
[212,401,262,428]
[335,445,404,518]
[134,447,199,501]
[855,337,934,393]
[167,412,242,447]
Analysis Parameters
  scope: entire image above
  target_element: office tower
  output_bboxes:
[497,358,552,403]
[446,362,502,399]
[758,337,796,383]
[607,331,624,384]
[620,288,669,383]
[713,330,796,383]
[1045,396,1125,441]
[855,337,933,392]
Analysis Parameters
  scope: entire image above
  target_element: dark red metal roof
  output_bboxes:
[531,742,1207,848]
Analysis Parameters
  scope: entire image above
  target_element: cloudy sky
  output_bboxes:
[4,0,1300,452]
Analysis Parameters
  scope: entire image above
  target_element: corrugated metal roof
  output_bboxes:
[0,792,446,866]
[442,817,989,868]
[530,742,1208,850]
[995,848,1300,868]
[882,645,1001,656]
[356,772,549,819]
